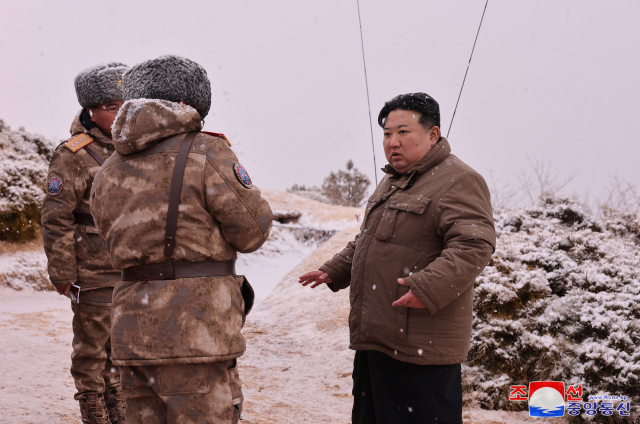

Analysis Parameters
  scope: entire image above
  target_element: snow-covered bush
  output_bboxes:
[0,251,50,290]
[464,195,640,422]
[0,120,55,241]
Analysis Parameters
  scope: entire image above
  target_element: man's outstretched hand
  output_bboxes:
[298,270,332,289]
[392,278,426,308]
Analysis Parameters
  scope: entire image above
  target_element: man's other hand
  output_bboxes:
[298,270,332,289]
[392,278,426,308]
[56,283,72,296]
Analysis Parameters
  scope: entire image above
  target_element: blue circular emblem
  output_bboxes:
[233,163,253,189]
[47,176,63,196]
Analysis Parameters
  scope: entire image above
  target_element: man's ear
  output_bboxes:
[88,108,96,122]
[430,126,441,145]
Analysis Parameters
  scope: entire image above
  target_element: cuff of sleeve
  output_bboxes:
[402,275,437,315]
[319,264,343,293]
[50,279,77,286]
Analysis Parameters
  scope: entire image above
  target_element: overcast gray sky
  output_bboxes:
[1,0,638,205]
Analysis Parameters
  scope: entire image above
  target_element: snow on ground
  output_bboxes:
[261,189,363,231]
[0,191,568,423]
[0,288,77,423]
[237,226,315,301]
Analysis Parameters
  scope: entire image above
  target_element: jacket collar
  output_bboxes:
[69,109,114,147]
[111,99,202,155]
[382,137,451,188]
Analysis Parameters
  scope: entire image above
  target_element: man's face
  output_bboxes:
[383,109,440,174]
[88,100,124,137]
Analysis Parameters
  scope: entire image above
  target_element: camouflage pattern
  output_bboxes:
[89,99,272,367]
[41,110,120,289]
[104,384,127,424]
[71,287,121,399]
[121,359,242,424]
[110,275,246,365]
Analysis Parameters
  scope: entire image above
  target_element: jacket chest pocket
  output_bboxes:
[375,193,429,249]
[75,225,104,257]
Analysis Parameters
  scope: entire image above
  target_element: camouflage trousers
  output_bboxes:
[71,287,121,399]
[121,359,243,424]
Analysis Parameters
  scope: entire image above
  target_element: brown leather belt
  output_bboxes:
[74,212,96,227]
[121,259,236,282]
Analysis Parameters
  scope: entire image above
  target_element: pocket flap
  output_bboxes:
[388,193,429,214]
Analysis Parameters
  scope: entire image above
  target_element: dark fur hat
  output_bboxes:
[122,55,211,119]
[74,62,128,107]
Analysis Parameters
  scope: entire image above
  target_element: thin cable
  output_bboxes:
[447,0,489,138]
[356,0,378,185]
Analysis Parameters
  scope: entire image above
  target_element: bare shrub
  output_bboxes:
[518,153,576,204]
[487,169,519,210]
[601,176,640,216]
[321,160,371,207]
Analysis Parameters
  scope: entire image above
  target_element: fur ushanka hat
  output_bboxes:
[74,62,128,107]
[122,55,211,119]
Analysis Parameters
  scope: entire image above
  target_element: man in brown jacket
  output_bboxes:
[42,62,129,424]
[299,93,496,424]
[90,55,273,424]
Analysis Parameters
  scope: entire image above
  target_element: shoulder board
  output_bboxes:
[201,131,231,146]
[64,133,94,152]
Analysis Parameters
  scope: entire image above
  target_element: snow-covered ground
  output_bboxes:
[0,191,569,423]
[0,288,77,423]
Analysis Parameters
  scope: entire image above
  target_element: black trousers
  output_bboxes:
[352,350,462,424]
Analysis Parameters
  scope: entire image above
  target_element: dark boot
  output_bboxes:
[104,384,127,424]
[78,392,112,424]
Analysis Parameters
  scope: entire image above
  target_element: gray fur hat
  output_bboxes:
[122,55,211,119]
[74,62,128,107]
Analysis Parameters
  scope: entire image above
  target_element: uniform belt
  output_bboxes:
[73,212,95,227]
[121,259,236,282]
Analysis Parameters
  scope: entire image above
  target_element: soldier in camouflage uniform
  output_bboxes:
[42,63,129,424]
[89,55,273,424]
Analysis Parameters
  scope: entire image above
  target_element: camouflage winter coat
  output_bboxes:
[90,99,272,366]
[41,110,119,289]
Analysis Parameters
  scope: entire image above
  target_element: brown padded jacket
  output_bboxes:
[320,138,495,365]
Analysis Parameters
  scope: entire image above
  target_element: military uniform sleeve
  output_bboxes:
[319,233,360,292]
[403,172,496,314]
[41,148,87,285]
[204,139,273,253]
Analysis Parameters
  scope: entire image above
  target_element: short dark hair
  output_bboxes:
[377,92,440,131]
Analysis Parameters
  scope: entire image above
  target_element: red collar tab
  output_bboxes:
[200,131,231,146]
